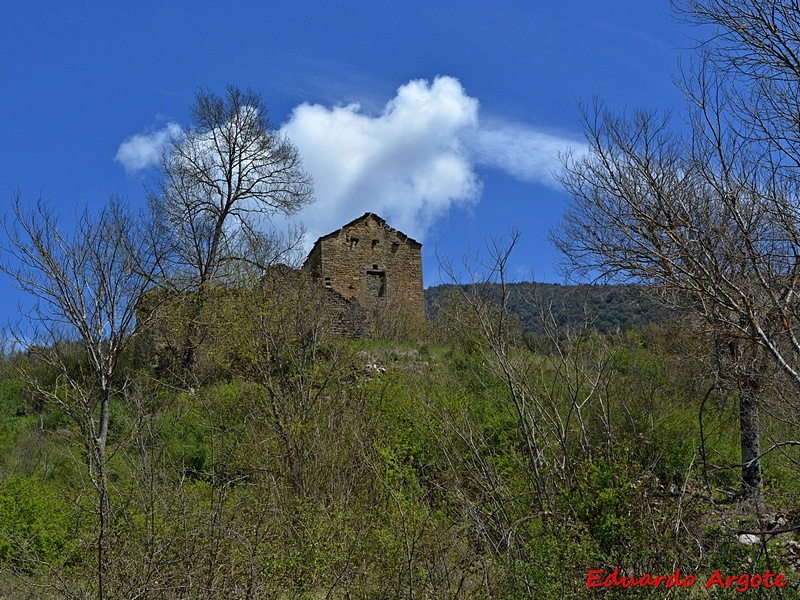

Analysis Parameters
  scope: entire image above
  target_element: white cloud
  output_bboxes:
[280,76,482,243]
[115,122,182,173]
[471,121,586,187]
[279,76,585,245]
[116,76,586,246]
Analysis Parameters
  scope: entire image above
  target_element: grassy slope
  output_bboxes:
[0,324,797,597]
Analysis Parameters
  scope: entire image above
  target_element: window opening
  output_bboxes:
[366,270,386,298]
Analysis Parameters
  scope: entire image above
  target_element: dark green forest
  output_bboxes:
[425,283,678,336]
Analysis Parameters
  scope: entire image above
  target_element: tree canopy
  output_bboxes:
[153,85,314,289]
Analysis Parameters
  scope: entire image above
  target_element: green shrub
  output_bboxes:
[0,475,71,566]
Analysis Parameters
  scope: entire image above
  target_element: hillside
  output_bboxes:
[0,275,797,598]
[426,282,679,335]
[0,281,798,597]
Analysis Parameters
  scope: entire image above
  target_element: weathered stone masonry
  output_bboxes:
[303,213,425,324]
[136,213,423,360]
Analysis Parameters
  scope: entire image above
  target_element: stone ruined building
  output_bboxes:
[136,213,424,369]
[303,213,424,336]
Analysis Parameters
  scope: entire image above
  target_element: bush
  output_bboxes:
[0,475,71,567]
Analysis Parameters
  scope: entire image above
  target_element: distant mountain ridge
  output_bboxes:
[424,282,678,335]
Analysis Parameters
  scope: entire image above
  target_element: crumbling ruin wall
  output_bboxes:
[323,287,368,338]
[304,213,424,322]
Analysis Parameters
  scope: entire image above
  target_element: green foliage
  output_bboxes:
[170,399,211,478]
[569,455,641,555]
[0,376,24,417]
[1,302,799,595]
[0,476,71,566]
[373,373,434,485]
[509,521,605,599]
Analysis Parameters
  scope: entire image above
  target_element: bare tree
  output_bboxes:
[150,85,314,371]
[550,1,800,503]
[0,195,159,599]
[676,0,800,179]
[551,0,800,501]
[675,0,800,396]
[438,233,621,513]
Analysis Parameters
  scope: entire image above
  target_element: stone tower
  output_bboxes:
[303,213,424,320]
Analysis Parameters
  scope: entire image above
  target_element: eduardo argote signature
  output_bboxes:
[587,567,787,592]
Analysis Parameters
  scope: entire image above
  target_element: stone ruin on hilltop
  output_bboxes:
[302,212,425,336]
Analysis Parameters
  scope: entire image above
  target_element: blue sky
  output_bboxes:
[1,1,694,322]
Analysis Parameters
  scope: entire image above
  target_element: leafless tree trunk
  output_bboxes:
[1,195,159,598]
[149,85,314,373]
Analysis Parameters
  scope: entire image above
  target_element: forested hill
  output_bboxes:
[425,282,678,335]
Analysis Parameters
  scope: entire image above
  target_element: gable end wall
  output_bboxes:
[305,214,424,321]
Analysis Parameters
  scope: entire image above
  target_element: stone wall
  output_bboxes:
[304,213,424,322]
[323,287,368,338]
[138,214,425,358]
